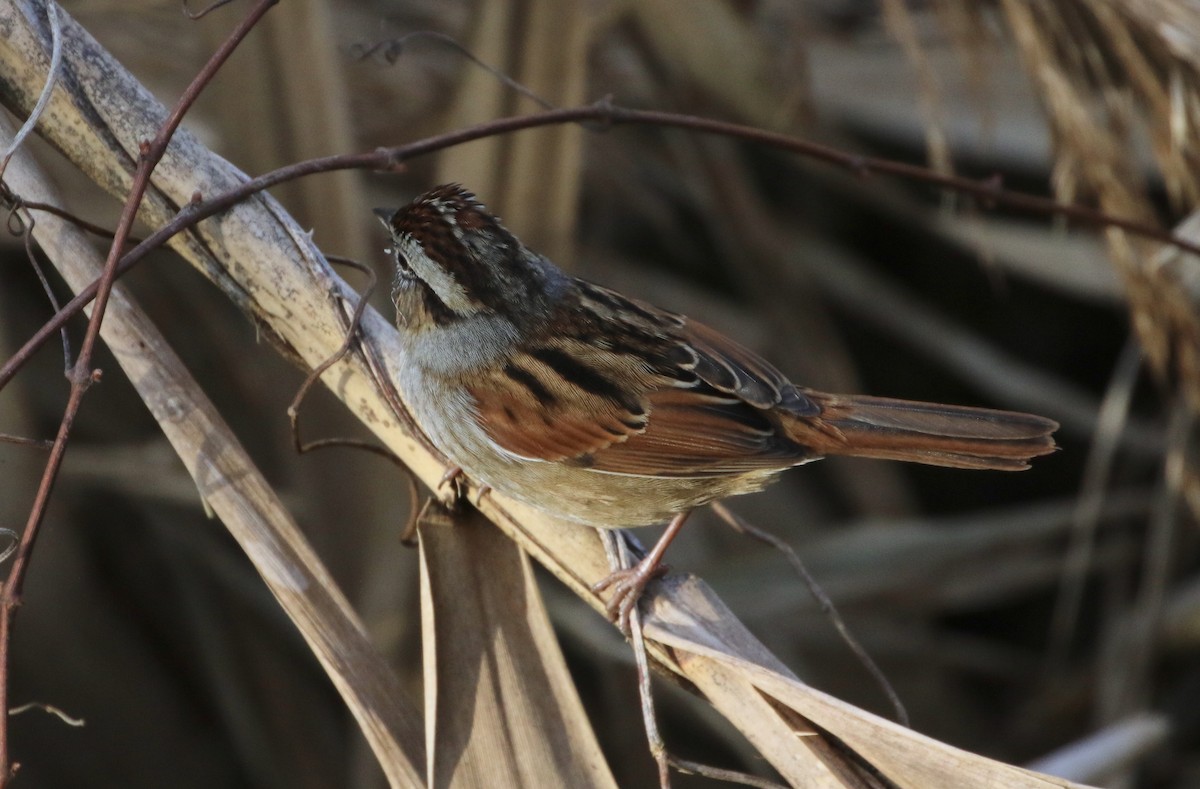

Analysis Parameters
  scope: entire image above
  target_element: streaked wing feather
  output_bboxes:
[683,319,819,415]
[468,358,647,461]
[588,388,808,476]
[469,282,814,473]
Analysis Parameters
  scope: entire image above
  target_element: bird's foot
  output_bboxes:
[436,466,466,510]
[592,558,669,634]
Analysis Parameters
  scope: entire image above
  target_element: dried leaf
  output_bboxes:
[418,506,615,788]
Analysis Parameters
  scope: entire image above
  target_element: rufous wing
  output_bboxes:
[466,353,648,462]
[585,387,809,476]
[465,307,819,475]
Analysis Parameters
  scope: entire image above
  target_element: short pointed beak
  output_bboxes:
[372,207,394,226]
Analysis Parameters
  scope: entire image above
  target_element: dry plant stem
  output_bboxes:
[5,99,1199,394]
[666,758,786,789]
[613,533,671,789]
[0,0,58,174]
[1046,336,1142,674]
[624,577,792,789]
[354,31,557,111]
[0,536,16,569]
[286,254,381,456]
[6,704,82,727]
[610,531,788,789]
[1025,712,1170,784]
[0,435,52,451]
[0,122,426,788]
[0,199,73,377]
[17,211,71,367]
[285,257,410,464]
[184,0,237,21]
[10,199,141,241]
[0,0,278,779]
[1103,398,1192,722]
[711,502,910,729]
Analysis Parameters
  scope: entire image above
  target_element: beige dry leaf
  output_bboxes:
[417,505,615,788]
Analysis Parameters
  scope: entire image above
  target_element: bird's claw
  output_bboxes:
[592,559,669,634]
[436,466,466,509]
[436,468,491,510]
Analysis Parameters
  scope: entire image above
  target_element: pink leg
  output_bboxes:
[592,512,689,632]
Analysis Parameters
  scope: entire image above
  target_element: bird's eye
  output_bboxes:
[392,250,416,280]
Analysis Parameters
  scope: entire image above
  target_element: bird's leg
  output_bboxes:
[592,512,689,633]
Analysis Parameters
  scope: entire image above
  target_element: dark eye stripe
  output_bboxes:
[417,281,457,325]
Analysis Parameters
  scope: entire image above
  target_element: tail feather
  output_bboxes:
[785,392,1059,471]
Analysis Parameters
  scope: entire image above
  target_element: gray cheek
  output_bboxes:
[407,314,520,375]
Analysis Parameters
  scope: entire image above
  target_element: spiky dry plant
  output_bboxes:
[995,1,1200,422]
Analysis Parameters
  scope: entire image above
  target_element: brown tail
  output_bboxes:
[783,392,1059,471]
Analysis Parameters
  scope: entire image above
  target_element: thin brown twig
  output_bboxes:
[0,435,53,451]
[710,502,910,728]
[286,255,377,454]
[0,197,204,392]
[352,31,557,111]
[18,200,144,243]
[287,254,426,545]
[666,758,786,789]
[610,532,671,788]
[6,203,71,368]
[0,0,279,780]
[196,102,1200,259]
[183,0,237,21]
[3,100,1195,397]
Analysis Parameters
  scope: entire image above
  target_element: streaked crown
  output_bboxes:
[376,184,544,324]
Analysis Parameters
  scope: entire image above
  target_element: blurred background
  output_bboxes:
[1,1,1197,786]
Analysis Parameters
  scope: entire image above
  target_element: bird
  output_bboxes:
[375,184,1058,628]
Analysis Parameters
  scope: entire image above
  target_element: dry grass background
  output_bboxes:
[0,1,1198,787]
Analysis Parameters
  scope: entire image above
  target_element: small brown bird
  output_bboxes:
[376,185,1058,626]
